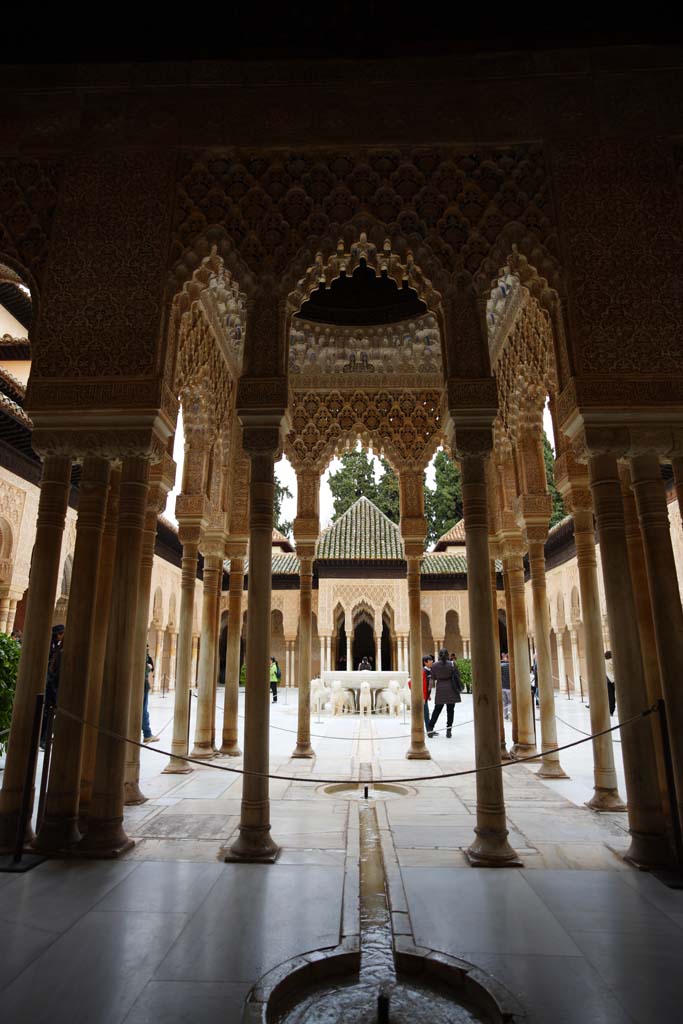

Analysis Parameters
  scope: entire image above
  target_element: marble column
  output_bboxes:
[629,452,683,831]
[153,628,163,690]
[346,633,352,671]
[293,555,314,758]
[490,557,509,758]
[572,504,625,810]
[326,636,332,672]
[228,440,279,862]
[673,457,683,525]
[0,597,10,634]
[319,636,325,677]
[503,552,536,755]
[460,449,519,866]
[588,453,670,865]
[78,457,150,857]
[569,628,581,693]
[190,635,199,685]
[556,631,568,693]
[0,455,72,850]
[191,552,223,758]
[80,469,120,818]
[124,463,174,805]
[502,565,519,746]
[527,535,567,778]
[210,586,222,749]
[168,633,178,690]
[375,633,382,670]
[406,556,430,759]
[221,558,244,755]
[33,457,111,851]
[6,598,17,635]
[164,530,200,773]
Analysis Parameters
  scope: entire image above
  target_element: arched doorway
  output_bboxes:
[353,619,374,668]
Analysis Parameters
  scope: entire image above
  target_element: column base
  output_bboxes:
[163,756,193,774]
[219,742,242,757]
[621,830,675,870]
[536,758,569,779]
[292,744,315,759]
[500,744,514,763]
[189,745,218,760]
[77,817,134,858]
[406,743,431,760]
[0,809,34,854]
[511,741,537,759]
[32,815,82,854]
[123,781,148,806]
[465,827,523,868]
[224,827,280,863]
[586,788,627,812]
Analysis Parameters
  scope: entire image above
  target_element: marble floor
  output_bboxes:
[0,687,680,1023]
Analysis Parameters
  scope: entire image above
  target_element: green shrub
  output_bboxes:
[239,662,246,686]
[0,633,21,754]
[456,658,472,694]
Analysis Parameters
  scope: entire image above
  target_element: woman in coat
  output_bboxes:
[427,648,462,738]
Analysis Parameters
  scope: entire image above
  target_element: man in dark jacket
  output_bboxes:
[40,624,64,749]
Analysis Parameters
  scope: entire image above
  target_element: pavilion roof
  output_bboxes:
[316,496,404,561]
[433,519,466,550]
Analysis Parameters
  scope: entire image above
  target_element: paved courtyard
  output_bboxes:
[1,688,681,1023]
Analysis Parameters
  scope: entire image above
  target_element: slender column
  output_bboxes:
[502,565,519,746]
[588,453,670,865]
[190,635,199,685]
[490,557,508,757]
[527,536,567,778]
[460,450,519,866]
[78,457,150,857]
[326,636,332,672]
[191,553,223,757]
[124,463,174,804]
[33,457,111,851]
[319,636,325,676]
[164,531,200,773]
[0,597,10,634]
[629,452,683,831]
[464,638,470,659]
[569,628,581,692]
[0,455,71,849]
[293,555,314,757]
[285,641,291,686]
[211,583,222,748]
[556,632,567,693]
[621,471,668,812]
[346,632,352,671]
[572,504,625,809]
[221,558,244,754]
[153,628,163,691]
[168,633,178,689]
[375,634,382,670]
[406,556,430,759]
[228,442,279,862]
[504,553,536,754]
[80,470,120,817]
[6,599,17,635]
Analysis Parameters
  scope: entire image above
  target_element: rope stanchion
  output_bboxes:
[52,701,657,788]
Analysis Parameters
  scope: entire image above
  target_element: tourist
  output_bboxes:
[357,655,372,671]
[427,648,462,739]
[531,654,539,708]
[270,655,281,703]
[422,655,433,729]
[40,623,64,749]
[500,652,511,720]
[142,646,160,743]
[605,651,616,716]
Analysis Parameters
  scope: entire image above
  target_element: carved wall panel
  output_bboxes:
[0,158,61,290]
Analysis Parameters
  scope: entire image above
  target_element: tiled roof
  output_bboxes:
[272,553,300,574]
[316,497,404,561]
[433,519,466,549]
[421,552,502,574]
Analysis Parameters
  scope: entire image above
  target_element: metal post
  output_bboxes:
[579,674,585,703]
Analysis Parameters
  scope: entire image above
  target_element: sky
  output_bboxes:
[163,404,555,531]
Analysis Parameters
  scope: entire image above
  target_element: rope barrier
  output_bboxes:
[52,701,656,787]
[555,712,621,744]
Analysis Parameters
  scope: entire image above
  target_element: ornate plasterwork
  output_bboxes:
[318,579,408,635]
[288,313,442,381]
[285,387,444,474]
[493,296,556,445]
[0,158,61,289]
[486,272,525,366]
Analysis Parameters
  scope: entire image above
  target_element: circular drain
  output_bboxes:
[320,782,414,800]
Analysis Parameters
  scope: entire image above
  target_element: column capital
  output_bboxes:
[454,427,493,459]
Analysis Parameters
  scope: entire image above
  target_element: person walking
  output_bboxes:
[427,648,462,738]
[142,646,160,743]
[40,624,64,749]
[270,655,281,703]
[422,654,433,729]
[500,651,511,720]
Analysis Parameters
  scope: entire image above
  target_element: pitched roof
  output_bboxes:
[421,552,502,575]
[272,528,295,552]
[433,519,466,550]
[316,496,404,561]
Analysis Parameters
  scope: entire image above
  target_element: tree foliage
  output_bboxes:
[273,476,293,537]
[425,450,462,546]
[328,450,400,523]
[543,431,566,528]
